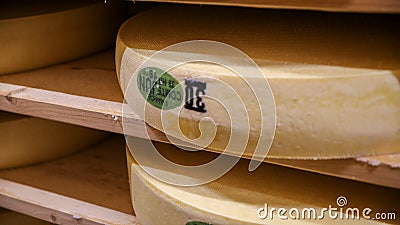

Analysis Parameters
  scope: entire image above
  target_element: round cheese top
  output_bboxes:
[117,5,400,70]
[127,142,400,225]
[0,0,123,75]
[117,6,400,160]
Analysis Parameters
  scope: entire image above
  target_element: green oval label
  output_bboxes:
[137,67,183,110]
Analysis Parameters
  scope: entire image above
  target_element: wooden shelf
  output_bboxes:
[0,50,168,143]
[0,135,140,225]
[1,2,398,224]
[270,156,400,189]
[133,0,400,13]
[0,50,399,191]
[0,136,397,225]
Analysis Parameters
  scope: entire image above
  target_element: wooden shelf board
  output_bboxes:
[0,135,139,225]
[0,50,168,143]
[133,0,400,13]
[269,156,400,189]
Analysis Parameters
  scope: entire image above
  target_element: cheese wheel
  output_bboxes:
[126,141,400,225]
[116,5,400,71]
[117,6,400,159]
[0,0,124,75]
[0,111,107,169]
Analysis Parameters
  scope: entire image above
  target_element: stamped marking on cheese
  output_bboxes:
[137,67,183,110]
[184,78,207,113]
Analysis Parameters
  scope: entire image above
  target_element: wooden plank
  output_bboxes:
[0,50,169,142]
[269,155,400,189]
[0,135,140,224]
[0,50,123,103]
[0,135,139,224]
[133,0,400,13]
[0,81,124,133]
[0,136,134,215]
[0,81,168,143]
[0,179,139,225]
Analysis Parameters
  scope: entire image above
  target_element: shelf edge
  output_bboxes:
[0,178,140,225]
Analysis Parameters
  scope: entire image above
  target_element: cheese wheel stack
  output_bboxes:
[0,111,107,169]
[126,141,399,225]
[0,0,123,75]
[116,6,400,159]
[119,6,400,224]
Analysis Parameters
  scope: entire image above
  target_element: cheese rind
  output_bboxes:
[126,142,400,225]
[116,6,400,70]
[117,6,400,159]
[0,0,123,75]
[0,112,107,169]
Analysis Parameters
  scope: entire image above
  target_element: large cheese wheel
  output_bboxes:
[0,111,108,169]
[126,141,400,225]
[117,6,400,159]
[0,0,124,75]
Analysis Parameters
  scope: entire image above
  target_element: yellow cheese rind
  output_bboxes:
[120,49,400,159]
[126,142,400,225]
[116,7,400,159]
[0,1,123,75]
[116,6,400,70]
[0,112,107,169]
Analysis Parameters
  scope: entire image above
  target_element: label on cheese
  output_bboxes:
[137,67,183,110]
[122,40,276,186]
[117,6,400,165]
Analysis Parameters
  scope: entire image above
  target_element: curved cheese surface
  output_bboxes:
[127,141,400,225]
[116,5,400,70]
[117,6,400,159]
[0,0,123,75]
[0,111,107,169]
[116,6,400,158]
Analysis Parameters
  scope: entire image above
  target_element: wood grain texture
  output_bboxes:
[0,50,123,102]
[0,179,138,225]
[269,155,400,189]
[0,81,169,144]
[132,0,400,13]
[0,135,138,224]
[0,50,169,142]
